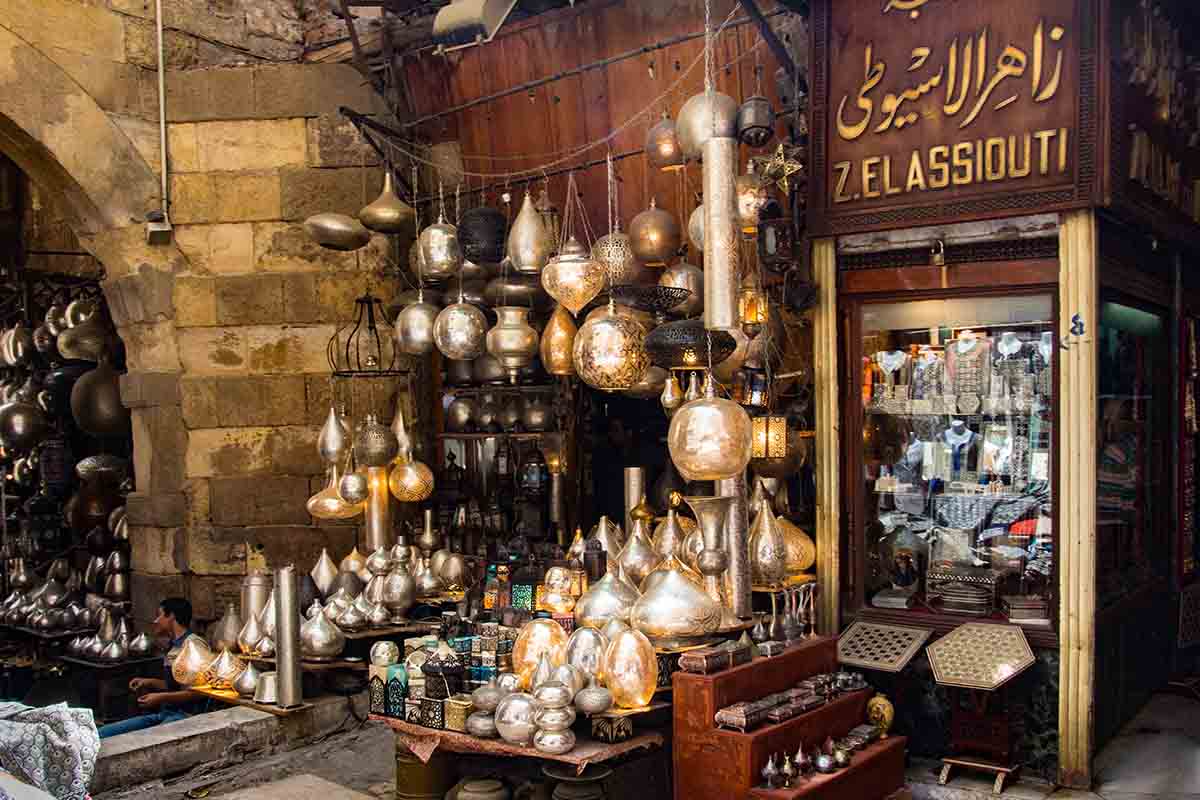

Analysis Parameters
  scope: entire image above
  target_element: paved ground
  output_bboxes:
[94,721,396,800]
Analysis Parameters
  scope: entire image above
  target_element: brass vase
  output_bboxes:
[486,306,539,383]
[749,496,787,588]
[684,495,739,628]
[616,519,661,587]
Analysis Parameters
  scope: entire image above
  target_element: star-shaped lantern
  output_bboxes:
[753,144,804,195]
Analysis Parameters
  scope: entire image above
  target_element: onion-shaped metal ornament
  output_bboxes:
[171,635,214,686]
[540,304,577,377]
[70,361,130,438]
[311,548,339,598]
[631,553,721,647]
[459,205,508,263]
[507,191,554,275]
[542,237,604,315]
[748,496,788,587]
[572,306,650,392]
[395,291,439,356]
[660,373,684,416]
[676,91,738,160]
[486,306,539,383]
[628,198,681,266]
[304,213,371,251]
[736,95,775,148]
[358,170,415,234]
[433,301,487,361]
[617,520,662,587]
[573,571,639,630]
[667,373,752,482]
[418,215,464,282]
[317,406,350,465]
[646,112,685,171]
[658,262,704,317]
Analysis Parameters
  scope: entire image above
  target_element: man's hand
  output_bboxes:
[137,692,166,709]
[130,677,149,693]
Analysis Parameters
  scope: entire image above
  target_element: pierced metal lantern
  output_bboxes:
[757,216,794,272]
[394,291,439,358]
[508,191,554,275]
[418,215,464,282]
[542,236,605,315]
[593,232,649,287]
[735,163,772,233]
[646,112,685,171]
[572,305,650,392]
[658,262,704,317]
[736,95,775,148]
[433,301,487,361]
[751,415,788,459]
[629,198,681,266]
[458,205,507,263]
[644,319,736,370]
[540,304,577,377]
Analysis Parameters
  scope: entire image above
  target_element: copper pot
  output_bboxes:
[70,361,130,438]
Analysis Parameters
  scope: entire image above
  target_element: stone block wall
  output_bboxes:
[0,0,410,627]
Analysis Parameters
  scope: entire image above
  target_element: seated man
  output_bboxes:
[98,598,206,738]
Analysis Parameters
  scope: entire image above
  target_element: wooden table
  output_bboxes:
[246,655,368,673]
[57,655,162,723]
[190,685,313,717]
[371,714,663,775]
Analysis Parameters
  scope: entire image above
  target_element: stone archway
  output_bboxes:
[0,20,191,616]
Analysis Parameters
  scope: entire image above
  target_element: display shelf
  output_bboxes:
[747,736,907,800]
[443,385,558,396]
[245,655,368,673]
[371,714,663,773]
[437,432,551,441]
[191,685,313,716]
[58,655,161,671]
[854,607,1058,649]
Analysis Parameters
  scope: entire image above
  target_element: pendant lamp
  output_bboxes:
[418,212,463,282]
[676,91,738,161]
[433,299,488,360]
[572,303,650,392]
[508,191,554,275]
[359,170,415,234]
[628,198,681,266]
[540,304,577,376]
[542,237,604,315]
[667,373,752,482]
[658,262,704,317]
[395,290,439,356]
[646,112,685,171]
[486,306,539,383]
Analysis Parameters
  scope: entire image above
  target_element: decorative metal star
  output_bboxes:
[753,144,804,195]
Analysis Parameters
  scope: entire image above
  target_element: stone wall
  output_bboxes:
[0,0,409,627]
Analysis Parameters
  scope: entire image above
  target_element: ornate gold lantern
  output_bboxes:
[667,373,752,482]
[508,191,554,275]
[572,304,650,392]
[751,415,789,460]
[646,112,685,171]
[628,198,681,266]
[542,237,604,315]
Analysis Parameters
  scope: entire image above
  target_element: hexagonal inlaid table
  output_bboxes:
[926,622,1035,691]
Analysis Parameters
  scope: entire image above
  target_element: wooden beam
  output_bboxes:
[1057,209,1097,790]
[812,237,839,635]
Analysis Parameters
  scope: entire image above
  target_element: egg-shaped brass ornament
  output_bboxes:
[572,307,650,392]
[646,112,685,171]
[676,91,739,160]
[660,374,684,417]
[358,171,415,234]
[395,292,439,356]
[540,304,577,377]
[667,374,752,482]
[658,262,704,317]
[418,216,464,282]
[507,191,554,275]
[512,618,569,690]
[628,198,681,266]
[565,626,609,682]
[433,301,487,361]
[542,236,605,314]
[748,496,788,587]
[304,213,371,251]
[602,628,658,708]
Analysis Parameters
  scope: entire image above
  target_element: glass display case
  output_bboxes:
[854,294,1056,628]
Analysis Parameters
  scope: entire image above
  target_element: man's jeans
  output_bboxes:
[98,707,189,738]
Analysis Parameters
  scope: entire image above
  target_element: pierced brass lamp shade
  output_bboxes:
[676,90,739,160]
[512,618,569,690]
[748,496,787,587]
[646,112,685,171]
[542,236,604,315]
[667,375,752,482]
[433,301,487,361]
[508,191,554,275]
[486,306,539,382]
[593,232,649,286]
[574,571,639,630]
[389,455,435,503]
[418,217,464,281]
[628,198,681,266]
[572,306,650,392]
[658,262,704,317]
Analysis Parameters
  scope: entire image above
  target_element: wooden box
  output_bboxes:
[674,637,877,800]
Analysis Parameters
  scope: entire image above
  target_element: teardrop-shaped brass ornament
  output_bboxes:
[359,170,416,234]
[540,304,577,377]
[508,191,555,275]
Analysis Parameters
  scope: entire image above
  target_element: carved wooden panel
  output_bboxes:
[809,0,1101,236]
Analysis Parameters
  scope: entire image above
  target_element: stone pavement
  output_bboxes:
[210,774,375,800]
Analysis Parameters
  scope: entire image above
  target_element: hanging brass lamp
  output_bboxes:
[508,191,554,275]
[486,306,539,383]
[359,170,415,234]
[572,304,650,392]
[676,91,739,160]
[628,198,681,266]
[646,112,685,171]
[540,304,577,376]
[667,373,752,482]
[542,236,605,315]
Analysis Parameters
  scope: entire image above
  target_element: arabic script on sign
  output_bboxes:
[883,0,936,20]
[837,20,1066,141]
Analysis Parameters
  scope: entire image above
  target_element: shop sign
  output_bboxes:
[808,0,1100,236]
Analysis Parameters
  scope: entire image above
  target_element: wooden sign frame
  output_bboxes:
[808,0,1104,237]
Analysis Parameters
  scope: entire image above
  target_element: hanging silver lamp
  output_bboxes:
[304,213,372,251]
[418,214,464,282]
[628,198,681,266]
[646,112,686,172]
[676,91,738,161]
[395,290,439,356]
[507,191,554,275]
[359,170,415,234]
[433,300,488,361]
[736,96,775,148]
